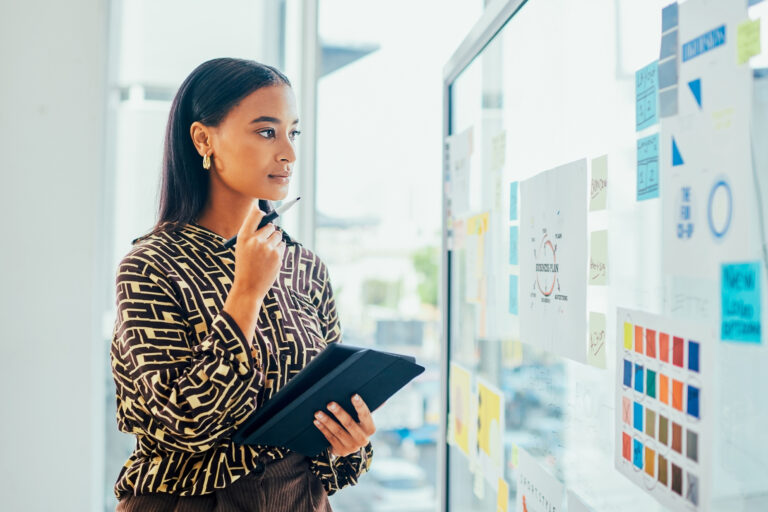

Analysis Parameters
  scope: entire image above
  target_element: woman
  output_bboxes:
[111,58,375,511]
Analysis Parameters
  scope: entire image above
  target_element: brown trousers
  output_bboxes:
[116,452,332,512]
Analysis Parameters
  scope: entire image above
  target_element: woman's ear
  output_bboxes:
[190,121,213,157]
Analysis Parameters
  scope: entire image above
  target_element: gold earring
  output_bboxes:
[202,153,212,170]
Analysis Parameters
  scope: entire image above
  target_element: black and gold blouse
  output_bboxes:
[110,222,372,499]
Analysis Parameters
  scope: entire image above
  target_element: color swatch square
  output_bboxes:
[686,429,699,462]
[646,369,656,399]
[687,385,700,418]
[645,409,656,438]
[659,333,670,362]
[633,439,643,469]
[672,464,683,495]
[623,432,632,461]
[624,322,633,350]
[635,325,644,353]
[634,402,643,431]
[634,364,644,393]
[658,454,668,486]
[673,336,684,367]
[644,446,656,477]
[645,329,656,358]
[672,379,684,411]
[659,374,669,405]
[658,415,669,445]
[687,472,699,506]
[672,422,683,454]
[622,396,632,425]
[688,340,700,372]
[623,359,632,387]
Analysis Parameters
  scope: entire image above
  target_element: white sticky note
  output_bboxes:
[589,230,608,286]
[590,155,608,211]
[588,312,607,369]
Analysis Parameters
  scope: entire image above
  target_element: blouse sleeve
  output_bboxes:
[111,253,264,454]
[308,259,374,493]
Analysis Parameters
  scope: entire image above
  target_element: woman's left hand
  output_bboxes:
[313,394,376,457]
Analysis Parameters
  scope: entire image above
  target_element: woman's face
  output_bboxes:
[207,84,300,201]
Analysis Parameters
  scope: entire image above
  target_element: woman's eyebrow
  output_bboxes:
[250,116,300,125]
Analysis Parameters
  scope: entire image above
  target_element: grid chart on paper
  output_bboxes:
[618,320,703,508]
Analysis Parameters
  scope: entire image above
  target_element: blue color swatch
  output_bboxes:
[634,402,643,432]
[721,262,762,343]
[634,364,644,393]
[633,439,644,469]
[688,341,700,372]
[623,359,632,387]
[509,226,519,265]
[509,181,518,221]
[509,274,519,315]
[687,385,700,418]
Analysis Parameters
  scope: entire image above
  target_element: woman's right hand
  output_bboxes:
[232,202,286,301]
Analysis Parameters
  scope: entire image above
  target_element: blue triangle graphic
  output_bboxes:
[672,137,684,166]
[688,79,702,108]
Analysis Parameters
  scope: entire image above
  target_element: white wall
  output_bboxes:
[0,1,110,511]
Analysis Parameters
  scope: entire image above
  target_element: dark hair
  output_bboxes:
[136,58,292,242]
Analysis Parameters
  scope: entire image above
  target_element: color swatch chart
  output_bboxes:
[614,308,710,512]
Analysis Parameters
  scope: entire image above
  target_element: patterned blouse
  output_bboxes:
[110,221,373,499]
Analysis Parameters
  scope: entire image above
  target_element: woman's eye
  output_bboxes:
[258,128,276,139]
[290,130,302,141]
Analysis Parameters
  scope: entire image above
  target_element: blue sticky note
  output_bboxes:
[636,61,659,131]
[660,30,678,59]
[658,59,678,89]
[633,439,644,469]
[623,359,632,387]
[687,385,700,418]
[509,181,518,221]
[637,134,660,200]
[688,341,700,372]
[509,274,519,315]
[634,402,643,432]
[662,3,679,32]
[509,226,519,265]
[634,364,644,393]
[721,262,762,343]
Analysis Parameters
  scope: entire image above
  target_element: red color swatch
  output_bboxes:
[646,329,657,358]
[673,336,684,367]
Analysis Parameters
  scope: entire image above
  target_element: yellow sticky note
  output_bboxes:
[589,230,608,285]
[624,322,633,350]
[588,312,607,369]
[497,478,509,512]
[738,18,761,64]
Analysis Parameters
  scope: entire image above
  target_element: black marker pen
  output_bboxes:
[220,196,301,250]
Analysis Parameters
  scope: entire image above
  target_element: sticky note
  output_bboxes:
[673,336,684,366]
[646,369,657,399]
[588,312,607,368]
[721,262,762,343]
[633,439,644,469]
[509,226,519,265]
[589,230,608,285]
[637,134,660,201]
[623,359,632,387]
[659,333,670,362]
[687,385,700,418]
[645,409,656,438]
[623,432,632,461]
[662,2,678,32]
[658,454,669,486]
[672,422,683,454]
[660,374,669,405]
[687,472,699,506]
[659,415,669,445]
[509,181,518,221]
[687,429,699,462]
[509,274,519,315]
[497,477,509,512]
[636,61,659,131]
[635,325,644,353]
[491,131,506,170]
[644,447,656,477]
[659,88,678,117]
[672,380,684,411]
[688,340,700,372]
[646,329,656,358]
[660,30,678,59]
[590,155,608,211]
[634,401,643,431]
[737,19,761,65]
[624,322,633,350]
[634,365,644,393]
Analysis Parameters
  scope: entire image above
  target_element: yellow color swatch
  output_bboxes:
[624,322,633,350]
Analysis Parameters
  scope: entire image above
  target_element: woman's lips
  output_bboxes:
[268,175,290,183]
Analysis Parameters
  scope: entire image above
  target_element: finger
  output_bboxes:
[351,395,376,436]
[315,410,355,447]
[240,202,266,239]
[313,417,344,451]
[327,402,368,443]
[264,228,283,248]
[252,223,276,243]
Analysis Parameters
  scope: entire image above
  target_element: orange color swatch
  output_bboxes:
[659,374,669,405]
[672,379,684,411]
[659,333,670,362]
[646,329,656,358]
[635,325,644,353]
[644,446,656,477]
